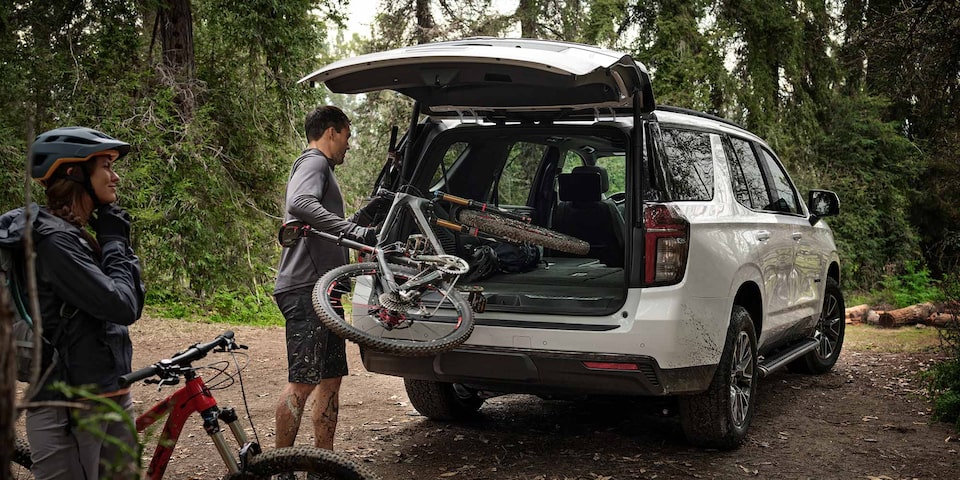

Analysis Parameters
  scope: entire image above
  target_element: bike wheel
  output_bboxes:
[229,446,379,480]
[13,437,33,478]
[313,262,475,356]
[457,209,589,255]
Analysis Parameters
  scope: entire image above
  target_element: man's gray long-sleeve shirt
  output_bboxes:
[274,148,361,294]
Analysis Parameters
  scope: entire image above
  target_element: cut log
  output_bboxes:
[878,303,937,328]
[864,310,882,326]
[845,304,870,323]
[926,312,959,328]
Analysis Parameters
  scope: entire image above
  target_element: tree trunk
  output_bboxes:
[845,304,871,323]
[517,0,538,39]
[415,0,435,44]
[927,313,959,328]
[1,275,15,480]
[878,303,937,328]
[158,0,196,118]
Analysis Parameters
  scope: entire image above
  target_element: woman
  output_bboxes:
[0,126,145,479]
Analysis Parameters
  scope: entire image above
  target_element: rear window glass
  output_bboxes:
[660,128,714,201]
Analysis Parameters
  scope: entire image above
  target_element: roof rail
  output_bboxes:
[657,105,745,131]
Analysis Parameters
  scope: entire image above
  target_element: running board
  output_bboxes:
[758,339,818,378]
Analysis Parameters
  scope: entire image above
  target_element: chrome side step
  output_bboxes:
[758,339,818,378]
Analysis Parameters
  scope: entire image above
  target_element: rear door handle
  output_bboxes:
[756,231,770,242]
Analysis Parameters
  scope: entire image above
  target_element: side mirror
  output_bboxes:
[807,190,839,225]
[278,221,307,247]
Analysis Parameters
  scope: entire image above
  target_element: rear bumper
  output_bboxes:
[361,346,715,396]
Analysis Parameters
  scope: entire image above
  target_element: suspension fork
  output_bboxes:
[139,372,244,479]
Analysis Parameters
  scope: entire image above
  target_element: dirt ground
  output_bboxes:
[16,315,960,479]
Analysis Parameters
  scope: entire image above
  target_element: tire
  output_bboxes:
[313,263,475,356]
[789,277,845,374]
[12,437,33,478]
[456,209,589,255]
[228,446,380,480]
[404,379,484,420]
[678,305,758,450]
[14,437,32,468]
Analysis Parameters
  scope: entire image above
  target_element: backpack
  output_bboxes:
[492,241,541,273]
[2,246,60,383]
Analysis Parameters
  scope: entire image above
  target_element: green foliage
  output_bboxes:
[627,0,734,112]
[0,1,339,316]
[874,262,944,308]
[792,93,923,291]
[207,286,284,325]
[925,315,960,432]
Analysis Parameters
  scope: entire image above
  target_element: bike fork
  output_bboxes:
[203,406,254,475]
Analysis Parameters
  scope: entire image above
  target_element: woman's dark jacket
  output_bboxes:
[0,204,145,401]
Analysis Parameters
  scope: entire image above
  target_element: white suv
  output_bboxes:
[302,38,844,449]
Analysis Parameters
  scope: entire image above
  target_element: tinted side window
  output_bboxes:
[560,152,583,173]
[430,142,468,188]
[727,137,769,209]
[757,147,801,214]
[660,128,714,201]
[497,142,546,205]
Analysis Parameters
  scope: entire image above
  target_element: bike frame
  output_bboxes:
[301,192,461,295]
[135,370,250,479]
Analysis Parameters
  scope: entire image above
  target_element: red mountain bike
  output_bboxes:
[12,331,378,479]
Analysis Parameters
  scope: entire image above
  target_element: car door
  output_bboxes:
[755,146,823,331]
[725,136,798,346]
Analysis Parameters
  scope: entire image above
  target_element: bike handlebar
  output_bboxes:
[119,331,236,388]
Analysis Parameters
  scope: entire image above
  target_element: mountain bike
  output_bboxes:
[12,331,379,480]
[279,189,588,357]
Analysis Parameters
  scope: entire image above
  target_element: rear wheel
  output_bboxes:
[456,209,589,255]
[678,305,758,450]
[313,262,475,356]
[405,379,484,420]
[789,277,845,374]
[229,446,379,479]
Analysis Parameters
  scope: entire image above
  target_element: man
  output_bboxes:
[274,105,387,450]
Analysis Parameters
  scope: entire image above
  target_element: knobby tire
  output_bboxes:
[229,445,380,480]
[313,262,475,356]
[14,437,33,476]
[456,209,589,255]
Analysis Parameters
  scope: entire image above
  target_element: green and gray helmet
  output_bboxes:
[30,127,130,186]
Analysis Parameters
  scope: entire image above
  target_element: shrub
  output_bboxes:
[875,262,944,308]
[926,308,960,431]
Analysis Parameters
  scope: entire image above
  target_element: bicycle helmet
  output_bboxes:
[464,244,500,282]
[30,127,130,186]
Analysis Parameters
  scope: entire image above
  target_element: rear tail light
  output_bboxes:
[643,204,689,285]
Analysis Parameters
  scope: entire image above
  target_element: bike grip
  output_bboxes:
[119,364,160,388]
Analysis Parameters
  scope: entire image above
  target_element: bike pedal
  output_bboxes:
[457,286,486,314]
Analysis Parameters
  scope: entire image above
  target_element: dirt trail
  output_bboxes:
[16,315,960,479]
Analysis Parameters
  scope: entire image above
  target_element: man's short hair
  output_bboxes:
[305,106,351,142]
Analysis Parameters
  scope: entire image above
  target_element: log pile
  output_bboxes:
[845,301,959,329]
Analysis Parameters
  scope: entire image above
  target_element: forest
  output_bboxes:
[0,0,957,314]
